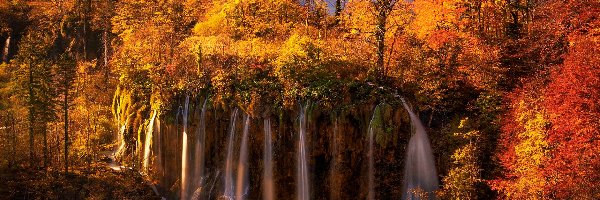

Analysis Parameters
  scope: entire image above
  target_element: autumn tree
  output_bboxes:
[371,0,396,78]
[12,31,57,168]
[439,118,483,199]
[541,32,599,199]
[494,0,599,198]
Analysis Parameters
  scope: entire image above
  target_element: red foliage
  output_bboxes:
[495,0,600,197]
[542,37,600,198]
[492,75,548,198]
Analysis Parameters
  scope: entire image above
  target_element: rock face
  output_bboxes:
[151,101,414,200]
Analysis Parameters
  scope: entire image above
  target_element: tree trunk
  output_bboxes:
[83,0,91,60]
[64,87,69,174]
[87,113,91,170]
[28,64,35,168]
[43,123,48,169]
[335,0,342,16]
[10,113,16,169]
[2,113,6,168]
[376,8,387,79]
[333,0,342,25]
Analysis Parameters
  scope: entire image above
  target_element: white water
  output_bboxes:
[401,99,439,200]
[263,118,274,200]
[192,98,208,197]
[367,106,378,200]
[223,108,239,199]
[181,96,191,200]
[236,115,251,200]
[297,105,310,200]
[330,118,339,200]
[115,125,127,159]
[143,110,157,173]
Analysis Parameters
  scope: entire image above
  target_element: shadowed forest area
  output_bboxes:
[0,0,598,199]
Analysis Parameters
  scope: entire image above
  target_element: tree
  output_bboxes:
[493,79,549,198]
[494,0,599,198]
[12,31,57,168]
[439,118,483,199]
[56,55,76,174]
[542,35,599,199]
[372,0,396,79]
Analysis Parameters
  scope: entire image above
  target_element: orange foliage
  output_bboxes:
[542,37,600,198]
[493,77,549,199]
[495,0,600,198]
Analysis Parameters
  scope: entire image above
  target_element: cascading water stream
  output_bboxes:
[330,118,339,200]
[223,108,239,199]
[115,125,127,159]
[297,105,310,200]
[192,98,208,199]
[181,96,191,200]
[367,105,379,200]
[143,110,157,173]
[236,115,251,200]
[263,118,274,200]
[401,99,439,200]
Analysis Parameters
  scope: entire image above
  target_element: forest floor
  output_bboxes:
[0,163,161,200]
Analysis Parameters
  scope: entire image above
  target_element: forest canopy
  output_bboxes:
[0,0,598,199]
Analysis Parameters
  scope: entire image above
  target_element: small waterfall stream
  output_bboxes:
[367,105,378,200]
[263,118,274,200]
[297,105,310,200]
[192,98,208,199]
[143,110,157,172]
[330,118,339,200]
[236,115,251,200]
[401,99,439,200]
[115,125,127,159]
[223,108,239,199]
[181,96,191,200]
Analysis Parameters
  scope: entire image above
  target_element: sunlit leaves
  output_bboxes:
[541,36,600,198]
[439,117,482,200]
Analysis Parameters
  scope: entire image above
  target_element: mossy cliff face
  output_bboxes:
[150,99,414,199]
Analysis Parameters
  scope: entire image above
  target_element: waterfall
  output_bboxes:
[192,98,208,198]
[401,99,439,200]
[236,114,251,200]
[223,108,239,199]
[114,122,129,159]
[263,118,274,200]
[298,105,310,200]
[181,96,191,200]
[330,118,339,200]
[143,110,157,172]
[367,106,378,200]
[3,35,10,62]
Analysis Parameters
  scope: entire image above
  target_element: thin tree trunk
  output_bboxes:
[10,113,16,169]
[376,9,386,79]
[43,123,48,169]
[56,125,60,166]
[86,113,91,170]
[103,30,109,84]
[64,87,69,174]
[28,63,35,168]
[82,0,91,60]
[2,113,6,168]
[333,0,343,25]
